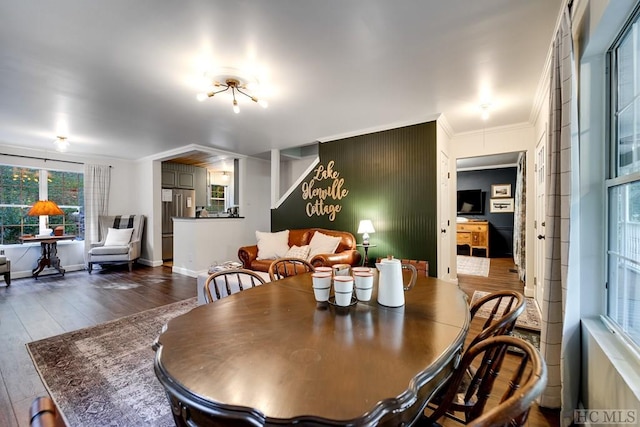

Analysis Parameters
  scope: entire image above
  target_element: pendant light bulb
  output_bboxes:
[233,100,240,114]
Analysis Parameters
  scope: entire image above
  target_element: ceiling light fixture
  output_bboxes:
[53,136,69,152]
[197,77,268,114]
[480,104,491,121]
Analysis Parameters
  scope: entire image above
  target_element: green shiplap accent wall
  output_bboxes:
[272,121,438,276]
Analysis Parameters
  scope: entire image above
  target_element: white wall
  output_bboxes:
[239,156,272,235]
[172,218,252,276]
[573,0,640,417]
[280,155,316,196]
[449,124,537,295]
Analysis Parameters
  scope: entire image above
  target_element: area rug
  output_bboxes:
[457,255,490,277]
[26,297,198,426]
[470,290,541,331]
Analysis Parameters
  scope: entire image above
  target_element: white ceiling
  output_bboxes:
[0,1,561,161]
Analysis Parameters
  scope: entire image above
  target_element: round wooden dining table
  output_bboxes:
[154,271,470,426]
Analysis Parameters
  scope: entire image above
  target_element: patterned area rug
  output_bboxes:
[27,297,198,426]
[471,290,541,331]
[457,255,490,277]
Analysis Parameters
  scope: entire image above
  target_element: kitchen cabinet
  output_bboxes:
[162,162,196,189]
[456,221,489,257]
[162,170,177,188]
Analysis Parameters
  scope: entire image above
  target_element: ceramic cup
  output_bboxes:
[354,272,374,301]
[351,266,371,274]
[314,266,333,275]
[333,275,354,306]
[311,272,332,302]
[332,263,351,276]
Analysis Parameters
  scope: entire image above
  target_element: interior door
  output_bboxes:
[439,150,451,280]
[534,134,546,305]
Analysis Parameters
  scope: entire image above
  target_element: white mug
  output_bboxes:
[312,272,332,302]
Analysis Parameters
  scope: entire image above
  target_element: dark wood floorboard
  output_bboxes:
[451,257,560,427]
[0,264,195,427]
[0,260,559,427]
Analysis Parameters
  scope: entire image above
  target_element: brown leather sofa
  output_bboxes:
[238,228,362,272]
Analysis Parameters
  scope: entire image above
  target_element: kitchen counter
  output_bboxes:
[172,217,253,277]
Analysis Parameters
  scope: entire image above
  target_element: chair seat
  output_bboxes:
[0,256,6,265]
[89,245,129,255]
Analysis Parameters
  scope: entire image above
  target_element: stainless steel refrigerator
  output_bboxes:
[162,188,196,260]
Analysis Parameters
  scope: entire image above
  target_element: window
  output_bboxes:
[0,166,84,244]
[607,9,640,348]
[210,184,228,214]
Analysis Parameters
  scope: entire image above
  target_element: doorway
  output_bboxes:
[455,152,525,281]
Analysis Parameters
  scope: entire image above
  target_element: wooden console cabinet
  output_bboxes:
[456,221,489,257]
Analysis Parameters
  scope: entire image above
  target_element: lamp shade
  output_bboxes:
[27,200,64,216]
[357,220,375,235]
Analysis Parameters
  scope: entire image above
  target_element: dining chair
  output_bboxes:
[468,290,525,348]
[423,335,547,427]
[203,269,267,303]
[30,396,67,427]
[268,258,315,281]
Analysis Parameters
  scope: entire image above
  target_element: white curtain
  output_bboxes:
[84,164,111,253]
[513,152,526,281]
[539,6,581,427]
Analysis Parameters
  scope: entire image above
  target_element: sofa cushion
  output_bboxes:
[308,231,341,259]
[103,227,134,246]
[0,256,6,265]
[285,245,311,260]
[90,245,130,255]
[256,230,290,260]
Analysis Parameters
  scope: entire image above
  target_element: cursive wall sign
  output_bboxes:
[301,160,349,221]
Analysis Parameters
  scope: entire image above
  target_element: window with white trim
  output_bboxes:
[607,7,640,348]
[0,165,84,244]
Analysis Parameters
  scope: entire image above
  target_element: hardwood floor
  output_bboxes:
[0,265,195,427]
[453,257,560,427]
[0,260,559,426]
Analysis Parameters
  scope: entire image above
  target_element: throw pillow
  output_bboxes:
[285,244,311,260]
[307,231,341,260]
[103,227,134,246]
[256,230,290,260]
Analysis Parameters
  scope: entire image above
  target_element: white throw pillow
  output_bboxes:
[285,244,311,260]
[307,232,341,259]
[256,230,290,260]
[103,227,134,246]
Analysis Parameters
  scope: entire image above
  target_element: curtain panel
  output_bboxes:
[83,164,111,258]
[539,6,581,427]
[513,152,526,281]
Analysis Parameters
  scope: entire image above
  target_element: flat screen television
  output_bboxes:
[457,189,484,214]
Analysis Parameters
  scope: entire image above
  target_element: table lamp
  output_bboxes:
[357,220,375,245]
[28,200,64,235]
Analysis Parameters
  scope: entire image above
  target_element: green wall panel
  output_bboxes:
[272,121,438,275]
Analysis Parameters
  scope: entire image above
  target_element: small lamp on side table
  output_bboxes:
[357,220,375,245]
[357,220,376,266]
[27,200,64,236]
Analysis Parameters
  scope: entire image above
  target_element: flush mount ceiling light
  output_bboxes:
[196,75,268,114]
[53,136,69,152]
[480,104,491,121]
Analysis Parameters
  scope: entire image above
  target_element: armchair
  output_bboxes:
[87,215,145,273]
[0,255,10,286]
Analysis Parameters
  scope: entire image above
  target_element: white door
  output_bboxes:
[534,134,546,305]
[439,150,451,280]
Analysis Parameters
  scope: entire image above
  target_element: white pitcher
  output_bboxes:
[375,256,417,307]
